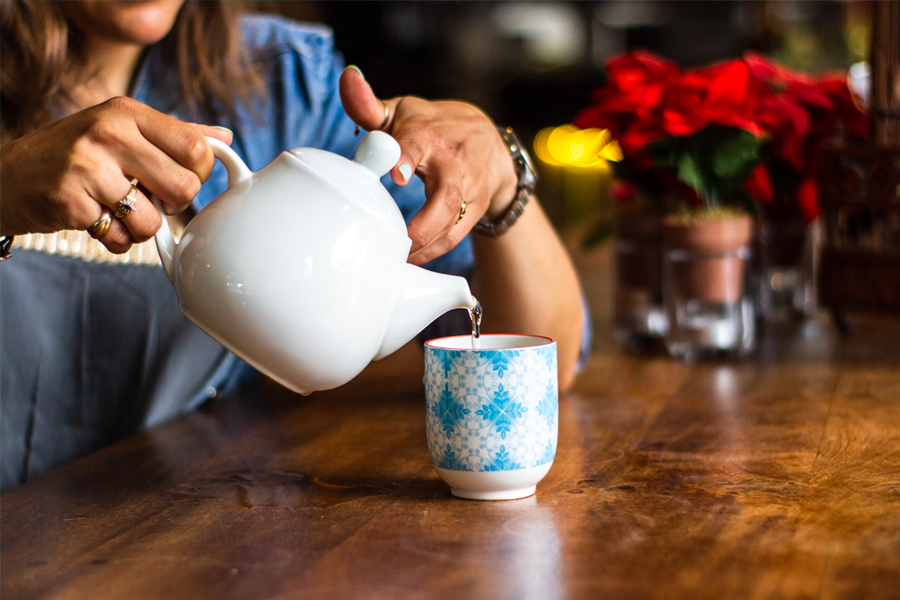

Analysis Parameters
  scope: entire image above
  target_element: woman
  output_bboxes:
[0,1,586,491]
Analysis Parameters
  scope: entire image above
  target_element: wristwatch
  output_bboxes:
[473,126,538,238]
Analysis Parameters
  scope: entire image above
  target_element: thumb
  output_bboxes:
[339,65,390,131]
[190,124,234,145]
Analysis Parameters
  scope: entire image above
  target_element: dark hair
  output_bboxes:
[0,0,263,141]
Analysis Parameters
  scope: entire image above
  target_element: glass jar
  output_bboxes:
[614,240,667,349]
[759,220,818,320]
[613,211,667,351]
[661,216,756,361]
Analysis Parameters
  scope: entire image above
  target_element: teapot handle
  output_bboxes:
[153,137,253,284]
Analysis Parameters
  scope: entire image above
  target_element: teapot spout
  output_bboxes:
[376,263,476,360]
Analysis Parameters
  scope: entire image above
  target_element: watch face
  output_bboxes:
[520,145,537,179]
[503,128,538,189]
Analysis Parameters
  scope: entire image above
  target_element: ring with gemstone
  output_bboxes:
[115,183,138,218]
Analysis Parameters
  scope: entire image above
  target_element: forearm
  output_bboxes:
[470,199,584,390]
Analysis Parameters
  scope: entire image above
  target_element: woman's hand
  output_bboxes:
[339,67,518,265]
[0,97,233,254]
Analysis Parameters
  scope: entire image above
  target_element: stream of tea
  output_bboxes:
[468,299,482,350]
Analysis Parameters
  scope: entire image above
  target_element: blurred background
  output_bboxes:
[256,0,869,222]
[253,1,876,345]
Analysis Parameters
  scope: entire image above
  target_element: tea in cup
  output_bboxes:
[424,334,557,500]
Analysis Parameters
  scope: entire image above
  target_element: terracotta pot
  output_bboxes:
[662,215,754,304]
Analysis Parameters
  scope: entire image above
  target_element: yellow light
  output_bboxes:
[548,125,579,165]
[533,127,562,166]
[532,124,622,170]
[599,139,624,162]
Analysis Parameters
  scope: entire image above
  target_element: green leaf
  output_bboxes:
[711,130,761,180]
[648,137,680,168]
[676,153,705,196]
[583,220,616,249]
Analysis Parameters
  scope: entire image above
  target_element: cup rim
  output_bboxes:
[425,333,556,351]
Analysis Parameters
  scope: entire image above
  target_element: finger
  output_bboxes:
[390,121,429,187]
[409,228,467,266]
[112,142,203,215]
[338,65,399,132]
[189,123,234,146]
[83,160,167,240]
[409,190,484,265]
[102,179,162,244]
[190,124,233,145]
[406,166,468,255]
[129,102,217,180]
[84,202,134,254]
[100,216,134,254]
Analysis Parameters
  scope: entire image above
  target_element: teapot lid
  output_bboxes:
[287,132,408,236]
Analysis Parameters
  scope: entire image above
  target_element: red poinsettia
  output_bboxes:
[576,53,769,212]
[576,51,868,221]
[744,52,868,221]
[575,52,679,156]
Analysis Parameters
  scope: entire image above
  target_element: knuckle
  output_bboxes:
[69,135,95,161]
[180,134,209,170]
[132,212,162,243]
[86,118,119,145]
[446,229,465,248]
[440,184,464,210]
[66,152,99,182]
[103,96,136,115]
[171,171,201,203]
[398,137,426,160]
[102,231,131,254]
[48,189,82,227]
[408,228,430,249]
[45,187,70,213]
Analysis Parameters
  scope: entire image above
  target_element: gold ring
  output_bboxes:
[456,200,467,225]
[379,101,390,130]
[87,207,114,239]
[115,183,138,218]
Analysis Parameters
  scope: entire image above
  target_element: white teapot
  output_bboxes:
[154,132,475,395]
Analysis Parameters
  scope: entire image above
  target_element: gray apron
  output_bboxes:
[0,250,232,492]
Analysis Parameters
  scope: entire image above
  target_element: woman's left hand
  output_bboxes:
[339,66,517,266]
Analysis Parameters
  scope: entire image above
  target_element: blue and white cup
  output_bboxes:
[424,334,558,500]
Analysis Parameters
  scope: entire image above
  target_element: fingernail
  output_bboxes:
[347,65,364,80]
[398,163,413,182]
[211,126,233,134]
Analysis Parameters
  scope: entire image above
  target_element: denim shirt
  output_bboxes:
[134,15,473,279]
[132,16,481,401]
[138,15,591,382]
[0,15,590,493]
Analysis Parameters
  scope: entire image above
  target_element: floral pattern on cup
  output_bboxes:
[424,341,558,472]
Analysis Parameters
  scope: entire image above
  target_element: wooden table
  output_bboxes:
[3,316,900,600]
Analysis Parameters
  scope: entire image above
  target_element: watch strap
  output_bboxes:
[472,187,531,238]
[474,126,537,238]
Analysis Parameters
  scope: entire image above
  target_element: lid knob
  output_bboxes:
[353,131,401,177]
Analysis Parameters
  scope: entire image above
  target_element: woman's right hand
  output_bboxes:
[0,96,233,253]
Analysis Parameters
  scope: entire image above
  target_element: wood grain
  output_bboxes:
[2,316,900,600]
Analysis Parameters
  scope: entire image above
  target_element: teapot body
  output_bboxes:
[170,152,410,394]
[156,134,475,395]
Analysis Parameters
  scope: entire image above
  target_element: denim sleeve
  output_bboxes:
[226,15,591,359]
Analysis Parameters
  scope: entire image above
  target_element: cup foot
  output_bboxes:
[434,464,552,501]
[451,486,536,501]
